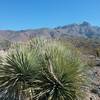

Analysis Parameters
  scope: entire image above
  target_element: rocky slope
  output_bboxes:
[87,57,100,100]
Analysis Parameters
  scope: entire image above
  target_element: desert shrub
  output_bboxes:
[0,39,11,50]
[95,48,100,57]
[0,38,87,100]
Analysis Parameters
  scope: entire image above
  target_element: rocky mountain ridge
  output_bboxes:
[0,21,100,42]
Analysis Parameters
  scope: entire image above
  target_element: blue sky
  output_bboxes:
[0,0,100,30]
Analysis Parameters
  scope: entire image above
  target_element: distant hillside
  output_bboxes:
[0,21,100,42]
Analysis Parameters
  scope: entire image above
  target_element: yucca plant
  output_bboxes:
[0,46,42,100]
[29,39,86,100]
[0,38,87,100]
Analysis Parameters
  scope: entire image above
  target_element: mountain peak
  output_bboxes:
[80,21,91,26]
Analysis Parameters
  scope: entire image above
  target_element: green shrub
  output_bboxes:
[0,38,87,100]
